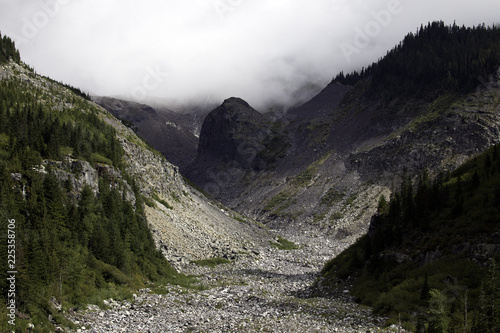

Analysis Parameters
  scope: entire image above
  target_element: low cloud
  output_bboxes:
[1,0,499,110]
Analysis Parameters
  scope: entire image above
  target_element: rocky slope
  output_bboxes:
[347,72,500,179]
[117,134,272,266]
[93,96,201,170]
[0,61,273,268]
[185,69,500,248]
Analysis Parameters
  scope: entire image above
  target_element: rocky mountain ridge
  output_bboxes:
[186,70,500,247]
[183,24,500,248]
[3,22,499,331]
[93,96,203,170]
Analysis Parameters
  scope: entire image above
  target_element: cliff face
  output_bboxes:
[196,97,266,167]
[348,71,500,180]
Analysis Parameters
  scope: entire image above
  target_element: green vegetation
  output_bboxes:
[0,33,20,64]
[0,164,184,331]
[89,152,114,165]
[232,214,247,223]
[0,40,190,331]
[335,22,500,101]
[257,127,291,166]
[191,257,231,267]
[320,144,500,331]
[293,167,316,187]
[407,93,458,131]
[345,193,357,205]
[306,120,331,146]
[292,152,331,187]
[320,189,345,207]
[0,78,124,169]
[330,212,343,220]
[270,236,299,250]
[263,190,295,213]
[312,212,327,224]
[142,195,156,208]
[262,154,332,218]
[152,192,173,209]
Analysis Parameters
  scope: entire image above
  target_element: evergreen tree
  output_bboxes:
[472,283,489,333]
[377,195,388,215]
[428,289,449,333]
[484,259,500,332]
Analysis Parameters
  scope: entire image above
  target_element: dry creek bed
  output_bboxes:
[68,230,405,333]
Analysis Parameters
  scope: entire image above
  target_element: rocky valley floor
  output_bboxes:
[68,230,401,333]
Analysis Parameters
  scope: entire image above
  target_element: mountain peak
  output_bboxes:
[222,97,252,108]
[214,97,259,118]
[188,97,267,186]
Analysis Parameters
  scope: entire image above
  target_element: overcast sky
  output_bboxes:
[1,0,499,110]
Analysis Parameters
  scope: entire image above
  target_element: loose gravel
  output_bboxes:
[68,230,402,332]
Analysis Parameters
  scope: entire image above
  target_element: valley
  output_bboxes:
[1,21,500,332]
[69,230,390,333]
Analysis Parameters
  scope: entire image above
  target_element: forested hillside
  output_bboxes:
[319,143,500,332]
[335,21,500,100]
[0,44,186,332]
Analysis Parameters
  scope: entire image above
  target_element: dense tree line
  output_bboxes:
[60,82,91,101]
[321,143,500,331]
[371,143,500,257]
[334,22,500,100]
[0,33,20,64]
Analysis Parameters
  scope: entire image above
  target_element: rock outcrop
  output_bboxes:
[196,97,267,168]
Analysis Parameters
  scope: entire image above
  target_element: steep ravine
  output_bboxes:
[83,69,498,332]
